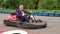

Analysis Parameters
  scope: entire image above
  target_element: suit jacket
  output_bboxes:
[16,9,28,17]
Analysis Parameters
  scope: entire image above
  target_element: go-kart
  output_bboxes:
[3,13,47,29]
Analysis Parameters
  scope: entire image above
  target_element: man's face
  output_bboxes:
[19,5,24,11]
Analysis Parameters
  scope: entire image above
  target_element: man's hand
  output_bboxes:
[22,13,26,16]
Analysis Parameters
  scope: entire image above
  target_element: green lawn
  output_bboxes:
[0,9,60,13]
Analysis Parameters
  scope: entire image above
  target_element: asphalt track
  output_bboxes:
[0,14,60,34]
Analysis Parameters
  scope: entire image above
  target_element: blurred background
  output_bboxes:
[0,0,60,16]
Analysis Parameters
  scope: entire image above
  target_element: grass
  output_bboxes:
[0,9,60,13]
[0,9,15,12]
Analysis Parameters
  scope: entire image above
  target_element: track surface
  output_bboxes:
[0,14,60,34]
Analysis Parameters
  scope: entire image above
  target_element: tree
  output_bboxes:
[38,0,60,10]
[0,0,60,10]
[2,0,20,9]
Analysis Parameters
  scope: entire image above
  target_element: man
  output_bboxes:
[16,5,30,22]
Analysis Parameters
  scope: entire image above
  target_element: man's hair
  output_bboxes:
[19,4,24,8]
[19,4,24,6]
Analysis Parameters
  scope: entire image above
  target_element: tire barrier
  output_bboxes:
[32,12,39,16]
[0,11,60,17]
[0,11,11,14]
[43,12,49,16]
[32,12,60,17]
[55,13,60,17]
[38,12,43,16]
[49,13,55,16]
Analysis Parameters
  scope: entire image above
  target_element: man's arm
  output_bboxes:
[16,9,22,17]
